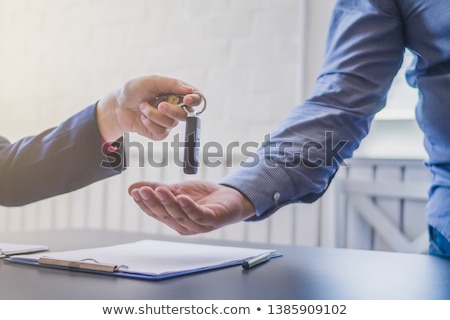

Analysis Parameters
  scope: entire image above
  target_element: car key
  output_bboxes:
[150,92,206,174]
[183,110,201,174]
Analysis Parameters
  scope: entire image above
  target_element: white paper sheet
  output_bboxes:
[10,240,278,276]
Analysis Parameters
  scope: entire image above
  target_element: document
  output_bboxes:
[6,239,281,280]
[0,242,48,258]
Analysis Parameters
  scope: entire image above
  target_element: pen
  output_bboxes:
[242,252,272,270]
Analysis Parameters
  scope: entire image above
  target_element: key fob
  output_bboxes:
[184,113,201,174]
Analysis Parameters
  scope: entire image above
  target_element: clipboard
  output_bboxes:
[6,239,282,280]
[0,242,48,258]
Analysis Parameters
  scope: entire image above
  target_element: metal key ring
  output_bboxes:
[151,92,207,115]
[182,91,207,115]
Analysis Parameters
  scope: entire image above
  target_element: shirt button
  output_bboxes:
[273,192,281,201]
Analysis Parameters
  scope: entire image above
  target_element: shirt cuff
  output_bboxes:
[219,160,299,221]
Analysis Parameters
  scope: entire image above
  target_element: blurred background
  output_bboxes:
[0,0,429,253]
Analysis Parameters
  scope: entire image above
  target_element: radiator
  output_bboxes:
[0,151,323,247]
[0,155,429,250]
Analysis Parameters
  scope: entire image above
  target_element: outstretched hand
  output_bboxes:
[128,180,256,235]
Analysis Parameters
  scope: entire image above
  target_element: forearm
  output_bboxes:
[221,103,373,220]
[0,104,124,206]
[221,0,406,220]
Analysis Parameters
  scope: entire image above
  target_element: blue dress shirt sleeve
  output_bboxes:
[220,0,406,220]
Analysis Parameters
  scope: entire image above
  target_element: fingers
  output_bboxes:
[153,187,212,234]
[129,185,213,235]
[183,93,203,107]
[139,102,184,124]
[156,102,187,120]
[145,92,203,122]
[137,118,172,141]
[128,181,165,195]
[137,89,204,140]
[117,75,205,141]
[136,101,183,140]
[129,187,190,233]
[176,195,210,226]
[149,75,197,97]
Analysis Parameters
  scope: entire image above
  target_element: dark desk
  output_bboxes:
[1,230,449,300]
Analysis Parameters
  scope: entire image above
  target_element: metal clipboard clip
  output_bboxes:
[38,256,127,273]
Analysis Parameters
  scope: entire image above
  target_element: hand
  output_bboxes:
[96,75,202,142]
[128,180,256,235]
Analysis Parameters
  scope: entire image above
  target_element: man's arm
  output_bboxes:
[220,0,406,220]
[128,0,407,234]
[0,75,202,206]
[0,104,120,206]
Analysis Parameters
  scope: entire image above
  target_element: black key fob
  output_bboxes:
[183,113,201,174]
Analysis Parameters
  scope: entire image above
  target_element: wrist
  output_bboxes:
[96,94,123,142]
[225,185,256,220]
[241,195,257,220]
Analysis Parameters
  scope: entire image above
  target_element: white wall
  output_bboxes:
[0,0,329,147]
[0,0,424,158]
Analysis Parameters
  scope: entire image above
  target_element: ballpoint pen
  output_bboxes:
[242,252,272,270]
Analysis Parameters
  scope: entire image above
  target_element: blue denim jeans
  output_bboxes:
[428,226,450,258]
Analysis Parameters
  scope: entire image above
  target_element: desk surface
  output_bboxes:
[1,230,449,300]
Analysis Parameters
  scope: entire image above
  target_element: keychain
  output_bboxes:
[150,92,206,174]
